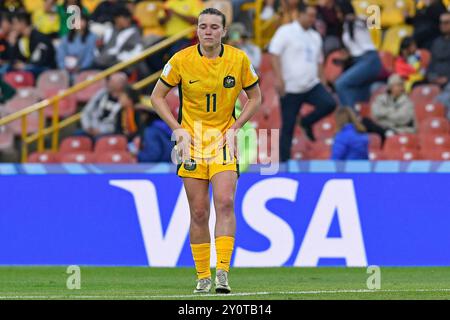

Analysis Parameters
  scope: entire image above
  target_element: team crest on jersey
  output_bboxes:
[183,159,197,171]
[223,76,236,88]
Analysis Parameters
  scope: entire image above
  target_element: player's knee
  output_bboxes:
[215,196,234,216]
[191,206,209,226]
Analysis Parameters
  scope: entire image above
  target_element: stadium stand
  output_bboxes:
[1,0,450,164]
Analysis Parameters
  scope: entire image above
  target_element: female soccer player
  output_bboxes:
[150,7,261,293]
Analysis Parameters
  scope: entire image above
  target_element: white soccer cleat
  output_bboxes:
[215,269,231,294]
[193,278,212,294]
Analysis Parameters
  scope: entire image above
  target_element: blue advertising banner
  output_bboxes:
[1,167,450,266]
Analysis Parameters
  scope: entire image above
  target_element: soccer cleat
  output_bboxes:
[215,269,231,294]
[193,278,212,294]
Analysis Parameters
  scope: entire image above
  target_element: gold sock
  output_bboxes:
[190,243,211,279]
[215,236,235,272]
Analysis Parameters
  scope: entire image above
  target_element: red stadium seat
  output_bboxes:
[59,152,96,163]
[95,151,137,163]
[309,139,332,159]
[3,71,35,89]
[4,96,39,114]
[74,70,106,103]
[415,101,446,122]
[291,133,313,160]
[420,148,450,161]
[384,133,418,151]
[419,134,450,150]
[378,51,395,76]
[59,136,93,153]
[313,115,336,140]
[384,148,420,160]
[6,111,39,135]
[368,133,382,150]
[355,102,371,118]
[410,84,441,105]
[94,135,128,153]
[42,89,77,118]
[37,70,69,94]
[0,128,14,150]
[419,117,450,134]
[28,151,59,163]
[15,87,42,101]
[369,150,385,160]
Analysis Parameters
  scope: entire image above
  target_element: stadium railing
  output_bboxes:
[0,26,196,163]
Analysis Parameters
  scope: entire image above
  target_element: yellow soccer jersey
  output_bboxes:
[160,44,259,159]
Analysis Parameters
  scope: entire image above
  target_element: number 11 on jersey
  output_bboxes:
[206,93,217,112]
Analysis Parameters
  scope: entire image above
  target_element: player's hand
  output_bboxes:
[225,126,239,160]
[173,128,191,163]
[274,77,285,97]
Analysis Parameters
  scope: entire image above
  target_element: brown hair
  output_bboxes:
[335,107,366,133]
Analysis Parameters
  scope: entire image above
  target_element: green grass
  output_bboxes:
[0,267,449,300]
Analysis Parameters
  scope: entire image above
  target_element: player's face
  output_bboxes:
[197,14,226,49]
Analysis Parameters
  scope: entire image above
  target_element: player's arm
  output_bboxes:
[150,80,182,131]
[234,84,262,129]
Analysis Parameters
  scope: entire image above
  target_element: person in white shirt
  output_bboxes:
[334,0,382,108]
[269,2,336,162]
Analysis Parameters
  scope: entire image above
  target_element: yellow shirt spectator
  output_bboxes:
[32,2,60,37]
[163,0,204,38]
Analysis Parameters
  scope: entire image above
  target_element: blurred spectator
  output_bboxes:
[117,85,140,141]
[261,0,276,21]
[0,76,15,103]
[94,6,143,70]
[0,11,13,75]
[57,0,90,37]
[269,3,336,161]
[0,0,24,13]
[334,0,382,108]
[395,36,426,92]
[79,72,128,140]
[134,106,173,163]
[32,0,59,39]
[9,11,56,77]
[331,107,368,160]
[146,0,203,74]
[227,23,261,73]
[362,74,416,144]
[317,0,342,56]
[410,0,447,50]
[278,0,300,25]
[90,0,122,24]
[428,11,450,118]
[56,12,96,78]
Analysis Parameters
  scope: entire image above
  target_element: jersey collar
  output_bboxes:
[197,44,224,58]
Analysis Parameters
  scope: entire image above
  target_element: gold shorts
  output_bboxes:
[177,146,239,180]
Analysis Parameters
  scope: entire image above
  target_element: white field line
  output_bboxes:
[1,288,450,299]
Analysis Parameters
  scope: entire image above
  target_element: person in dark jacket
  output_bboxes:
[9,11,56,77]
[331,107,368,160]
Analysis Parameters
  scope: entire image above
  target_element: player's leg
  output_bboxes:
[183,177,212,293]
[210,170,238,293]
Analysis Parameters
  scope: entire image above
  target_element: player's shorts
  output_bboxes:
[177,146,240,180]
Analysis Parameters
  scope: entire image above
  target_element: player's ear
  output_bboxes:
[222,27,227,38]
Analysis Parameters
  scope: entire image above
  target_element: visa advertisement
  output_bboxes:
[0,172,449,266]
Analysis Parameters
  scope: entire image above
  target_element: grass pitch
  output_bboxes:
[0,267,449,300]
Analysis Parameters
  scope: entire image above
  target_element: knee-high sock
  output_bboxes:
[190,243,211,279]
[215,236,235,272]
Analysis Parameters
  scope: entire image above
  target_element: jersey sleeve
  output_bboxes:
[241,53,259,91]
[159,54,181,88]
